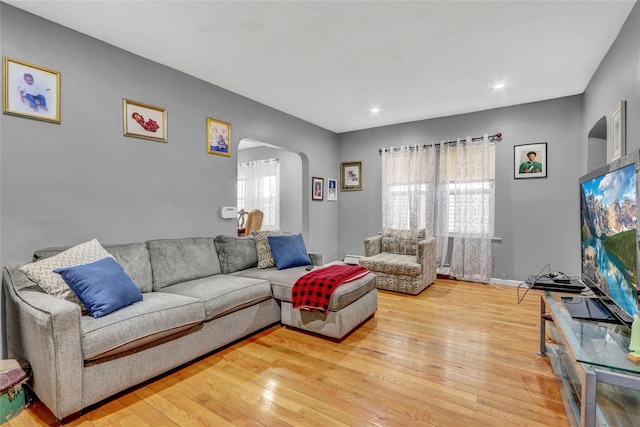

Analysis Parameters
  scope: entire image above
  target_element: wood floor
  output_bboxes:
[7,279,568,427]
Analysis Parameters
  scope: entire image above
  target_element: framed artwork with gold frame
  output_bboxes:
[207,117,231,156]
[3,56,61,124]
[123,99,167,142]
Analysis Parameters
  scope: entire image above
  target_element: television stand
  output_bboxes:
[539,291,640,427]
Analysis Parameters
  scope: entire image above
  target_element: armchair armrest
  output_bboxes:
[3,266,84,419]
[417,237,437,285]
[363,235,382,257]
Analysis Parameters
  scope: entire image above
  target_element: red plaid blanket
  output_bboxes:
[292,265,370,314]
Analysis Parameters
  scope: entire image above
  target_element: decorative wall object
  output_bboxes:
[3,57,61,123]
[123,99,167,142]
[327,178,337,201]
[312,177,324,201]
[207,117,231,156]
[514,143,547,179]
[340,160,363,190]
[608,100,626,162]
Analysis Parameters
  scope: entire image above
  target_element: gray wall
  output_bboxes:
[237,144,303,234]
[583,2,640,172]
[337,96,584,281]
[0,4,339,356]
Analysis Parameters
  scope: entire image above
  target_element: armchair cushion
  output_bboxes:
[358,253,421,276]
[381,228,426,255]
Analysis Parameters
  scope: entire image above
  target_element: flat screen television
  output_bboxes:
[579,151,639,327]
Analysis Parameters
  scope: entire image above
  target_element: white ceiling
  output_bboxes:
[5,1,637,133]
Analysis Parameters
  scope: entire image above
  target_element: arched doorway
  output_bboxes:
[237,138,306,236]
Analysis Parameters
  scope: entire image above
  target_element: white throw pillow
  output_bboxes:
[19,238,114,307]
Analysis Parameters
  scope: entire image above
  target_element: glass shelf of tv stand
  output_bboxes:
[542,292,639,373]
[541,291,640,427]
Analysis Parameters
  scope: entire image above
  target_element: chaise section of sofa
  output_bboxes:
[214,234,378,339]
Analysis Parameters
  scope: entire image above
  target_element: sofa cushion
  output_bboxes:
[20,238,114,308]
[103,243,153,293]
[358,253,421,276]
[268,234,312,270]
[54,257,143,318]
[80,291,205,361]
[147,238,221,290]
[381,228,426,255]
[233,266,376,312]
[252,230,289,269]
[32,242,153,293]
[159,275,272,321]
[214,235,258,274]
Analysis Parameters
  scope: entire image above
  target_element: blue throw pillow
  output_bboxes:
[267,233,312,270]
[54,257,143,318]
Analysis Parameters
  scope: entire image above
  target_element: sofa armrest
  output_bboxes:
[3,266,84,419]
[309,253,323,266]
[417,237,437,285]
[363,235,382,257]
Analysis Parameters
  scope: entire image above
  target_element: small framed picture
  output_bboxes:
[340,160,363,191]
[207,117,231,156]
[514,143,547,179]
[327,178,337,201]
[312,177,324,201]
[123,99,167,142]
[3,57,61,124]
[608,101,626,162]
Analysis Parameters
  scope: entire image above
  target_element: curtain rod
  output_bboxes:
[378,132,502,155]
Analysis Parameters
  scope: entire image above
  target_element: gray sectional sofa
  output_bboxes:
[2,235,377,420]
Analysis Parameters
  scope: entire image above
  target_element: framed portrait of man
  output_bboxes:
[514,143,547,179]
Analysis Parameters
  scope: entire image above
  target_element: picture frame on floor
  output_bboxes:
[312,176,324,201]
[608,100,626,162]
[3,57,61,124]
[514,143,547,179]
[207,117,231,156]
[340,160,363,191]
[327,178,337,201]
[123,99,167,142]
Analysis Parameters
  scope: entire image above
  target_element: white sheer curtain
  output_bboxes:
[449,136,493,282]
[237,158,280,230]
[381,144,450,266]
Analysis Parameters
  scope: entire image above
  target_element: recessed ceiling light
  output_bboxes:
[493,83,506,90]
[369,106,381,114]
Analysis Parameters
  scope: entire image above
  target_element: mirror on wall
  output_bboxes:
[237,138,304,235]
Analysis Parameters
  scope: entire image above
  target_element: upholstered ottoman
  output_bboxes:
[234,265,378,339]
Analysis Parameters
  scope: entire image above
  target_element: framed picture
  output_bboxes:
[3,57,61,123]
[608,101,626,162]
[312,177,324,201]
[123,99,167,142]
[340,160,363,191]
[514,143,547,179]
[207,117,231,156]
[327,178,338,201]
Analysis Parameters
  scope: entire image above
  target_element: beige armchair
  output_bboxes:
[358,228,437,295]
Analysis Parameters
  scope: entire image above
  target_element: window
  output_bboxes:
[382,144,495,235]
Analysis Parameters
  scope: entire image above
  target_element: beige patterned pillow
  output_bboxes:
[252,230,289,269]
[19,238,114,307]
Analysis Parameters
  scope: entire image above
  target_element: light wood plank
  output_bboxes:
[7,280,568,427]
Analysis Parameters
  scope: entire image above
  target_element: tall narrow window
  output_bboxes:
[237,158,280,230]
